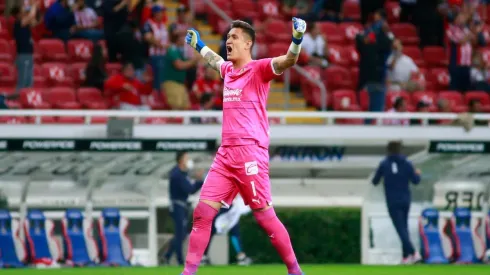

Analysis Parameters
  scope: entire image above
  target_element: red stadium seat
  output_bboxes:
[464,91,490,110]
[255,43,268,59]
[258,0,281,21]
[147,90,168,110]
[332,89,358,110]
[428,68,450,91]
[77,88,108,109]
[358,89,369,111]
[438,90,464,108]
[311,87,331,110]
[317,22,343,44]
[19,88,51,109]
[343,45,359,66]
[0,39,12,62]
[70,62,87,86]
[264,19,290,43]
[403,46,424,67]
[0,87,15,96]
[391,23,419,45]
[42,62,74,87]
[38,39,68,62]
[324,66,353,90]
[0,16,13,39]
[422,46,448,68]
[32,65,47,88]
[385,1,400,23]
[299,66,321,105]
[0,62,16,86]
[43,87,82,109]
[339,22,362,44]
[385,91,411,110]
[67,39,94,62]
[232,0,258,21]
[327,44,349,66]
[412,90,437,106]
[343,1,361,21]
[0,117,27,124]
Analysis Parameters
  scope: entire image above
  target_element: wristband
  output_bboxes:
[292,36,303,45]
[196,40,206,52]
[288,42,302,55]
[199,46,211,57]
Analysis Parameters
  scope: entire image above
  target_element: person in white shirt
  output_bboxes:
[386,39,419,92]
[470,51,490,92]
[302,22,329,68]
[72,0,103,41]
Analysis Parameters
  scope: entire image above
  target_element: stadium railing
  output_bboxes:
[0,110,488,125]
[200,0,329,109]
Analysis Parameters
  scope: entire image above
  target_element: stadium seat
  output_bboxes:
[56,117,85,124]
[231,0,258,21]
[391,23,419,45]
[71,62,87,86]
[299,66,321,105]
[344,45,359,66]
[339,22,362,44]
[0,38,13,62]
[77,88,107,109]
[418,208,449,264]
[327,44,350,67]
[67,39,93,62]
[317,22,343,44]
[332,89,358,110]
[0,61,16,86]
[324,66,353,90]
[264,19,290,43]
[24,210,62,266]
[464,91,490,107]
[342,0,361,21]
[448,207,485,263]
[148,89,168,110]
[385,1,400,23]
[98,208,132,266]
[0,16,13,40]
[19,88,51,109]
[412,91,437,107]
[423,47,448,68]
[42,62,74,87]
[0,209,27,268]
[258,0,281,21]
[428,68,450,91]
[38,39,68,62]
[44,87,82,109]
[403,46,424,67]
[438,91,464,109]
[106,63,122,76]
[61,209,99,266]
[358,89,369,111]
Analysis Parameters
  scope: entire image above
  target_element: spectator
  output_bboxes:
[191,93,219,124]
[44,0,76,42]
[104,62,152,110]
[470,51,490,91]
[436,98,454,125]
[140,0,167,26]
[318,0,343,22]
[359,0,385,25]
[169,5,197,90]
[143,5,169,93]
[410,100,433,125]
[415,0,444,47]
[83,44,107,90]
[384,97,409,126]
[163,31,199,110]
[386,39,420,92]
[102,0,130,62]
[72,0,103,41]
[356,9,393,122]
[118,20,147,79]
[302,22,329,68]
[447,12,473,92]
[12,4,37,92]
[219,18,256,60]
[469,19,486,47]
[191,66,223,110]
[468,99,488,126]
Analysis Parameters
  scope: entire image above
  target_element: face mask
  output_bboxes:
[186,159,194,170]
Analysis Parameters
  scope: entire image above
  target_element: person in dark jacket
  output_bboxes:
[118,20,147,79]
[44,0,75,42]
[372,141,422,264]
[83,44,107,90]
[163,151,205,265]
[102,0,129,62]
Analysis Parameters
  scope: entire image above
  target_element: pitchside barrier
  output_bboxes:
[362,141,490,265]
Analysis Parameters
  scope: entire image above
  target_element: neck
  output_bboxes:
[178,164,186,171]
[232,56,252,70]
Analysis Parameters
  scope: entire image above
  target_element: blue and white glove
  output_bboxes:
[186,28,206,53]
[290,17,306,55]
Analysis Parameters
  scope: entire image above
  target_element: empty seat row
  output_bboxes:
[419,208,490,264]
[0,208,132,268]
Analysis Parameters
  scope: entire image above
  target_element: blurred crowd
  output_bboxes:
[0,0,489,126]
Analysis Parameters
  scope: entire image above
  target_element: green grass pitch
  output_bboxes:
[0,265,488,275]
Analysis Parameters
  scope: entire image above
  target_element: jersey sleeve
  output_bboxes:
[256,58,282,83]
[219,61,232,79]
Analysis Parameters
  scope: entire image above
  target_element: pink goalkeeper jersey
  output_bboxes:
[219,58,280,148]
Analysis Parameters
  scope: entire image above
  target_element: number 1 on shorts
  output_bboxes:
[250,181,257,197]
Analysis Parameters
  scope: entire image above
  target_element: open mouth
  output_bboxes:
[226,46,232,54]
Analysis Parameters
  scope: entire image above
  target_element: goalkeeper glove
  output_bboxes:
[186,28,206,53]
[290,17,306,54]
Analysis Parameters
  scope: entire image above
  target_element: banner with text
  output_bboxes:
[0,139,216,152]
[429,141,489,154]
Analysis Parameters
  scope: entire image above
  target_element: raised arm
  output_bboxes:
[272,17,307,74]
[186,28,224,72]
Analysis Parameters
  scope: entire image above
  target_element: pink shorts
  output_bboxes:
[200,144,271,210]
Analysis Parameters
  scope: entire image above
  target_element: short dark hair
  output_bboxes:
[230,20,255,47]
[387,141,402,155]
[176,151,188,163]
[10,6,21,16]
[393,97,405,109]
